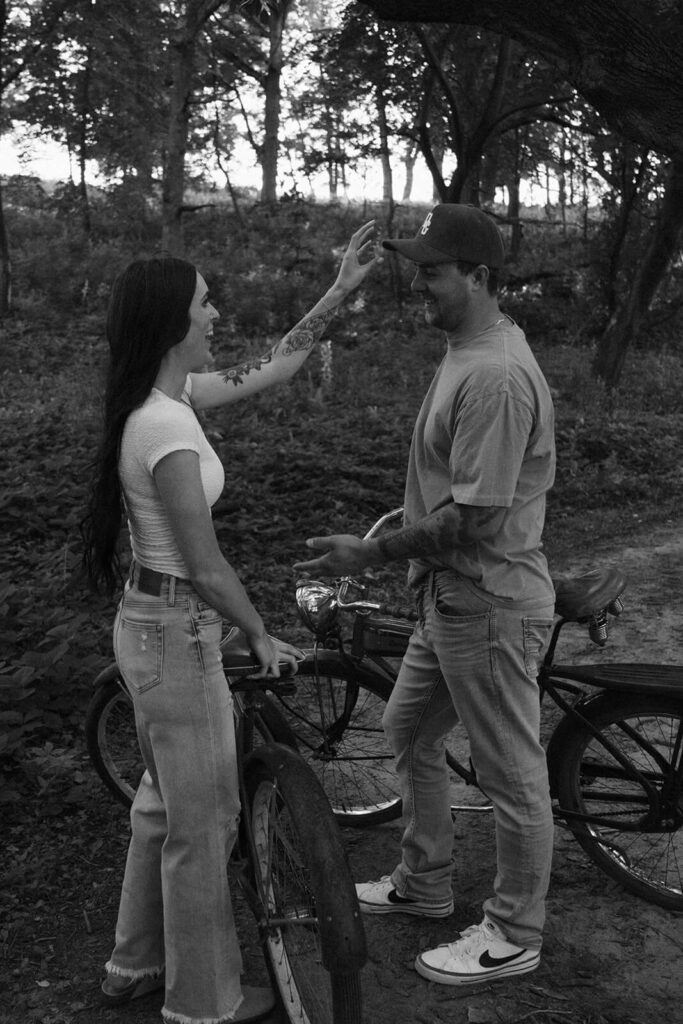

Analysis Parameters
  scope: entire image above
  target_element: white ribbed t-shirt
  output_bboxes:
[119,377,225,578]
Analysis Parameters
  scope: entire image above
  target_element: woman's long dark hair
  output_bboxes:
[81,256,197,595]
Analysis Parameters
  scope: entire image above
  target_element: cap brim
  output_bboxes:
[381,237,455,264]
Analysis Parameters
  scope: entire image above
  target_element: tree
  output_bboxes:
[162,0,230,253]
[411,26,573,204]
[208,0,295,204]
[0,0,75,314]
[318,10,422,205]
[361,1,683,160]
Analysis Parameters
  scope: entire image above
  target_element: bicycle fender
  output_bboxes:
[545,689,613,795]
[91,661,123,689]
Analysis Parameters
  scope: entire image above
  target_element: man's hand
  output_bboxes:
[293,534,375,576]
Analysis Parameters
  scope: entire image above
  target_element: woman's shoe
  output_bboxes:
[233,985,276,1022]
[101,971,165,1005]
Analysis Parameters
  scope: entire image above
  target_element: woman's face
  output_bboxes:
[179,272,219,370]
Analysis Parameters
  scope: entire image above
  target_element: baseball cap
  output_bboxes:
[382,204,505,269]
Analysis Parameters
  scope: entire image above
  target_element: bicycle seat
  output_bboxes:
[552,567,627,621]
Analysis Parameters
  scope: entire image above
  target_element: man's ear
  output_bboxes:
[472,264,489,289]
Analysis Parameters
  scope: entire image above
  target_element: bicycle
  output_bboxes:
[85,633,367,1024]
[286,508,683,912]
[86,510,683,912]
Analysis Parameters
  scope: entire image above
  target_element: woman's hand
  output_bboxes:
[331,220,382,297]
[247,633,304,678]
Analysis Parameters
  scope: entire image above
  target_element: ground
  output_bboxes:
[1,520,682,1024]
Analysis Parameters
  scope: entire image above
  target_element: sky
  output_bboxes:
[0,131,554,206]
[0,130,437,202]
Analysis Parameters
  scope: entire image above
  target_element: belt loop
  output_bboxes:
[167,575,176,607]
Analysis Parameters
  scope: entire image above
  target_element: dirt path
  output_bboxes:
[2,520,682,1024]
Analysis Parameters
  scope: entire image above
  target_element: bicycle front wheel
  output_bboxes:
[245,743,366,1024]
[554,692,683,911]
[273,658,401,826]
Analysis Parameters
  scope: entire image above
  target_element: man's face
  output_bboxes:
[410,262,473,332]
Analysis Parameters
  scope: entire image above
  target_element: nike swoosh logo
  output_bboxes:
[479,950,526,968]
[387,890,414,904]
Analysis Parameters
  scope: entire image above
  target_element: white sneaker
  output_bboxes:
[355,876,453,918]
[415,917,540,985]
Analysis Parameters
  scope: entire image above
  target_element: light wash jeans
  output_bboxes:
[107,578,245,1024]
[385,569,554,949]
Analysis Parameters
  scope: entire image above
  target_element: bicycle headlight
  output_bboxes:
[295,580,338,635]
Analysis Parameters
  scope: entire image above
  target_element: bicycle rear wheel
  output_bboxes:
[273,658,401,826]
[85,674,141,806]
[85,671,295,807]
[554,692,683,910]
[244,743,366,1024]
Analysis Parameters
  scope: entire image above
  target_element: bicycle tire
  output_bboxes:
[85,670,297,807]
[85,674,140,806]
[272,657,402,826]
[553,691,683,911]
[244,743,366,1024]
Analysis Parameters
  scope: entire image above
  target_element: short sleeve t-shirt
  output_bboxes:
[118,377,225,578]
[404,317,555,607]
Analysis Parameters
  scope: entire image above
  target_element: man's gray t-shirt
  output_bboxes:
[404,316,555,608]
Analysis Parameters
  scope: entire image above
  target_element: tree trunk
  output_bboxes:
[162,31,195,254]
[402,140,418,200]
[507,178,522,260]
[78,45,93,237]
[375,87,394,204]
[507,126,524,259]
[260,2,289,203]
[593,156,683,387]
[161,0,227,253]
[0,181,11,316]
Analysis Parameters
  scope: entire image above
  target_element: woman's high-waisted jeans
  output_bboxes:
[385,569,555,949]
[107,577,244,1024]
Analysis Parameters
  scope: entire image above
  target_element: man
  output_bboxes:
[294,204,556,987]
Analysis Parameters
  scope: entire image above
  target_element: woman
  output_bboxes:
[82,221,378,1024]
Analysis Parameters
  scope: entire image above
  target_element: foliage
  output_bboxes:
[1,199,682,819]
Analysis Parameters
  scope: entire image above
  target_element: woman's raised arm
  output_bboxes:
[188,220,379,410]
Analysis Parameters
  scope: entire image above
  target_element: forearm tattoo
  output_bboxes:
[281,308,336,355]
[220,351,274,386]
[376,505,504,562]
[219,308,336,387]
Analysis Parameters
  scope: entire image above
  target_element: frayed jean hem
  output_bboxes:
[161,994,244,1024]
[104,960,165,980]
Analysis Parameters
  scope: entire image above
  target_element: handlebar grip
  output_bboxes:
[377,603,419,622]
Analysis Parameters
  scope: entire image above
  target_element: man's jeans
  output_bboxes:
[107,579,244,1024]
[385,569,554,949]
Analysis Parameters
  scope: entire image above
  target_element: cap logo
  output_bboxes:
[420,212,433,236]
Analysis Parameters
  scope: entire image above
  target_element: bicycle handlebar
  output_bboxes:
[362,506,404,540]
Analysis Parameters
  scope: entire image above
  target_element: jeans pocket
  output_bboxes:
[116,618,164,693]
[432,570,492,621]
[522,617,553,679]
[193,598,222,626]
